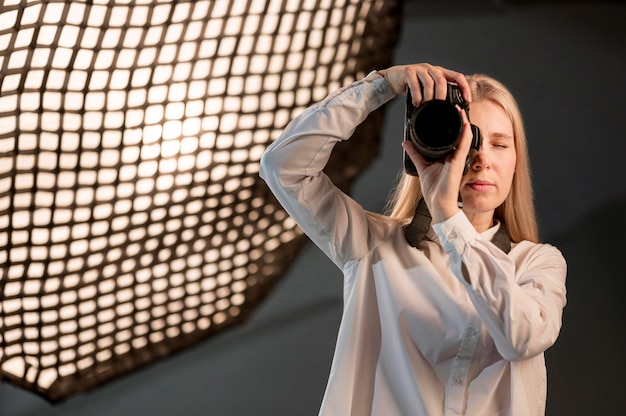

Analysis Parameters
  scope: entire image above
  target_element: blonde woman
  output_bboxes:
[260,63,567,416]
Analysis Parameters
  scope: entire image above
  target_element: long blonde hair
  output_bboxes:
[383,74,539,243]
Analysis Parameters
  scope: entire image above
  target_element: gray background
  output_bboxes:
[2,1,625,415]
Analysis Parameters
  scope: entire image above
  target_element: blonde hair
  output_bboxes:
[383,74,539,243]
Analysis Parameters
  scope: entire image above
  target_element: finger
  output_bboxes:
[402,140,430,175]
[441,68,472,103]
[428,68,449,101]
[407,80,423,107]
[449,106,473,166]
[404,67,424,106]
[418,69,435,103]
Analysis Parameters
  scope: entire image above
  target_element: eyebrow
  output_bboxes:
[489,132,514,140]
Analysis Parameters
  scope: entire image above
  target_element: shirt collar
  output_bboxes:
[425,220,502,245]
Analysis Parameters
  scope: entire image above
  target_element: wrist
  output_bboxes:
[432,210,460,225]
[430,201,460,225]
[376,69,389,82]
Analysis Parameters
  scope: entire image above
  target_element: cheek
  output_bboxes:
[492,149,516,186]
[501,154,517,190]
[509,151,517,176]
[507,155,516,177]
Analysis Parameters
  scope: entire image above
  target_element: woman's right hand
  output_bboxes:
[378,63,471,107]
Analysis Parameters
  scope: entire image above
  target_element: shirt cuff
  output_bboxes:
[317,69,395,114]
[362,70,396,104]
[432,210,479,256]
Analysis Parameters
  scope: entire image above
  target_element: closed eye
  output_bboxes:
[489,133,514,149]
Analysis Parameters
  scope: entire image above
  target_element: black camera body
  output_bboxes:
[403,83,481,176]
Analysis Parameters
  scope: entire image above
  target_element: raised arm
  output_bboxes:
[259,71,396,267]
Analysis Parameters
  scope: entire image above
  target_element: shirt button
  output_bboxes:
[448,231,457,239]
[453,377,463,385]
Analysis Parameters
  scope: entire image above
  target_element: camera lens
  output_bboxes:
[409,100,463,160]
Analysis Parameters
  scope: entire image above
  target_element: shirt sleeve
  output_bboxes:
[259,71,396,268]
[433,211,567,362]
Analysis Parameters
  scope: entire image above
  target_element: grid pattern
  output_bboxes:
[0,0,401,401]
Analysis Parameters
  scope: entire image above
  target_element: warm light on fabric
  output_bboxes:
[0,0,400,402]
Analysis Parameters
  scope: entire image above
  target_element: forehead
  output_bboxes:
[469,100,514,139]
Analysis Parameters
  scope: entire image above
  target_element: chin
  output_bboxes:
[460,199,499,216]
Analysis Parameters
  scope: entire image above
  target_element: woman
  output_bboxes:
[260,63,567,415]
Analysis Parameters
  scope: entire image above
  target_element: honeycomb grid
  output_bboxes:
[0,0,401,401]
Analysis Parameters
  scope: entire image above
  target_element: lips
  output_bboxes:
[467,180,495,192]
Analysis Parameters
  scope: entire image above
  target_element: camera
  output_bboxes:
[403,83,481,176]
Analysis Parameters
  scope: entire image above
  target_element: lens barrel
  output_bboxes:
[409,100,463,160]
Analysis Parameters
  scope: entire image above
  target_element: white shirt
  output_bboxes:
[260,72,567,416]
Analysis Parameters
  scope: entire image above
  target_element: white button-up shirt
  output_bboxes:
[260,72,567,416]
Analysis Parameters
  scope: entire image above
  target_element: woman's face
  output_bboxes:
[460,99,516,222]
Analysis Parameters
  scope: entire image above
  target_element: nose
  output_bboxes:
[470,147,490,171]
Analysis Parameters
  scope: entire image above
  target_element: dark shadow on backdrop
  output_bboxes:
[546,195,626,415]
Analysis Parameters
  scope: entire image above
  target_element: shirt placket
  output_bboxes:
[444,312,481,415]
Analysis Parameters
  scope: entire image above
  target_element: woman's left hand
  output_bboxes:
[403,105,474,224]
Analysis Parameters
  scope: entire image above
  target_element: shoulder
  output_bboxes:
[511,240,567,273]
